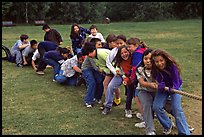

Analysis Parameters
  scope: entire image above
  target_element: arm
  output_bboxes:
[18,43,30,49]
[106,48,118,75]
[73,66,82,73]
[130,52,143,80]
[31,60,37,70]
[138,78,157,89]
[53,29,63,43]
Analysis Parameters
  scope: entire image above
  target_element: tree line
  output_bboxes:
[2,2,202,24]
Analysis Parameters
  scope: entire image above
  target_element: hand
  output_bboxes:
[157,82,166,92]
[116,69,121,75]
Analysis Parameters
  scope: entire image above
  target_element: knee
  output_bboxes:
[152,103,161,113]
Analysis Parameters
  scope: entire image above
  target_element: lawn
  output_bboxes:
[2,19,202,135]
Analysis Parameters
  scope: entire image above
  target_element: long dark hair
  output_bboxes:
[70,23,81,39]
[113,45,131,68]
[151,49,182,81]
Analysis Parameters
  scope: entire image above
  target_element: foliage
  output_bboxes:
[2,2,202,24]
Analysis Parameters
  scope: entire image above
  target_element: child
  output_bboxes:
[135,48,157,135]
[22,40,38,66]
[151,49,191,135]
[70,23,91,55]
[102,45,133,115]
[126,37,147,120]
[90,38,103,48]
[36,41,59,74]
[42,47,71,81]
[81,42,110,108]
[88,25,106,46]
[103,33,117,50]
[10,34,30,67]
[42,24,63,45]
[105,34,127,107]
[54,52,84,86]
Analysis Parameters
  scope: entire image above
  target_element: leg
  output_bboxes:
[104,76,123,108]
[134,89,144,115]
[55,69,68,84]
[82,69,96,105]
[152,91,172,130]
[93,70,105,100]
[170,93,191,135]
[138,90,155,133]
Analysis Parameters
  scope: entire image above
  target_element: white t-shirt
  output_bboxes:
[88,32,106,43]
[32,49,40,61]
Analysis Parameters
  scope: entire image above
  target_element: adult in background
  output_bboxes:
[42,24,63,45]
[70,23,91,55]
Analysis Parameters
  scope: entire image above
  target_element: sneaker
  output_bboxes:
[52,79,56,82]
[146,131,156,135]
[163,124,172,135]
[136,112,144,121]
[36,71,45,75]
[188,125,194,133]
[135,121,146,128]
[125,109,133,118]
[16,64,23,67]
[99,105,105,110]
[102,107,111,115]
[85,103,93,108]
[95,99,102,104]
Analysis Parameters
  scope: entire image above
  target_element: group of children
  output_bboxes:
[2,23,194,135]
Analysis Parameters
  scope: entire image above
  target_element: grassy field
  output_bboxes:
[2,19,202,135]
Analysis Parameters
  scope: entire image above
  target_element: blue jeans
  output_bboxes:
[82,68,104,105]
[104,75,123,108]
[72,47,82,55]
[152,87,191,135]
[55,70,77,86]
[43,58,60,79]
[11,50,23,65]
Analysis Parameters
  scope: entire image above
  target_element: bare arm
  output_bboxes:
[138,77,157,89]
[73,66,82,73]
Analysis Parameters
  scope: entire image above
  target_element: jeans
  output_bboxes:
[11,50,23,65]
[55,70,77,86]
[82,68,104,104]
[43,58,60,79]
[152,87,191,135]
[72,47,82,55]
[104,75,123,108]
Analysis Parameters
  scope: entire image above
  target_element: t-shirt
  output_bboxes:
[22,45,35,57]
[32,49,40,61]
[136,66,156,92]
[11,40,30,52]
[88,32,106,43]
[61,55,78,77]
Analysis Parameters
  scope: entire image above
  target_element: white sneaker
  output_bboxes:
[136,112,144,121]
[146,131,156,135]
[125,109,132,118]
[135,121,146,128]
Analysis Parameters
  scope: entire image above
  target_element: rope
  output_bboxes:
[164,87,202,101]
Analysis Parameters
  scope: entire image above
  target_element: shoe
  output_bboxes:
[163,124,173,135]
[102,107,111,115]
[146,131,156,135]
[112,97,121,106]
[16,64,23,67]
[95,99,102,104]
[188,124,194,133]
[136,112,144,121]
[52,79,56,82]
[135,121,146,128]
[99,105,105,110]
[36,71,45,75]
[125,109,133,118]
[85,103,93,108]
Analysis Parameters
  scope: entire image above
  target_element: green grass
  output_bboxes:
[2,19,202,135]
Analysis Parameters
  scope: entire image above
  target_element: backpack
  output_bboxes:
[2,45,16,63]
